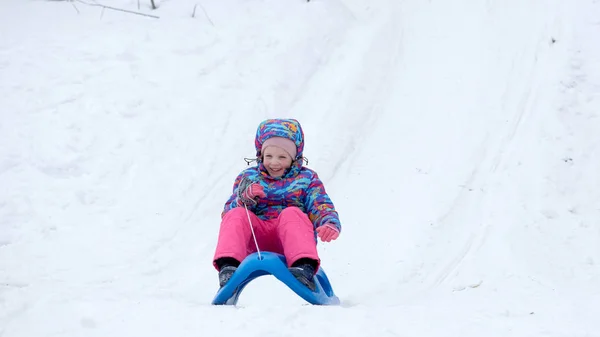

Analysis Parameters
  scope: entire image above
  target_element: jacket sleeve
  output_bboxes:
[304,173,341,233]
[221,172,247,218]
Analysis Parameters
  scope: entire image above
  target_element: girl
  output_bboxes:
[212,118,342,291]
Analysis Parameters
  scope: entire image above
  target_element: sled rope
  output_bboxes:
[243,203,262,260]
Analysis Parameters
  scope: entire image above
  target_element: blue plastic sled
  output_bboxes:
[211,252,340,306]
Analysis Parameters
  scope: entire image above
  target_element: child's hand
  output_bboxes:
[316,223,339,242]
[239,182,266,206]
[244,183,266,200]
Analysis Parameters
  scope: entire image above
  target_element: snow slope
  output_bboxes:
[1,0,599,336]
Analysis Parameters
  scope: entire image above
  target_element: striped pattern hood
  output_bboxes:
[254,118,305,179]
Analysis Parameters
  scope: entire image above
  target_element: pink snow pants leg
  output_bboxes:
[212,206,319,270]
[276,207,320,268]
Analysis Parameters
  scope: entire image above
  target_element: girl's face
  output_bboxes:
[262,146,293,177]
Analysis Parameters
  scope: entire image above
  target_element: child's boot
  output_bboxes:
[215,257,240,288]
[289,258,317,291]
[218,266,237,287]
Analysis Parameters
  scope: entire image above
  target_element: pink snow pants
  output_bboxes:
[212,206,319,270]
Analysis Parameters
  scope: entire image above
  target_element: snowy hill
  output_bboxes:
[1,0,599,336]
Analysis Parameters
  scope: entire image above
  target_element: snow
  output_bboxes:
[1,0,599,336]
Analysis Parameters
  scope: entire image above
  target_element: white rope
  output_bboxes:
[243,203,262,260]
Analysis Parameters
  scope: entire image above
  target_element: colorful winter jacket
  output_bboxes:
[221,119,342,236]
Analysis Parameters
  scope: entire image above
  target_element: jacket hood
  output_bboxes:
[255,118,304,159]
[254,118,305,178]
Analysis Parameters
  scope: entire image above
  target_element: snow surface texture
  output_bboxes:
[1,0,599,336]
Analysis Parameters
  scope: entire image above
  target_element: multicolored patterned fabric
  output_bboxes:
[221,119,341,236]
[254,118,305,161]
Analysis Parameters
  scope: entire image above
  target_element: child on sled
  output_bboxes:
[212,118,342,291]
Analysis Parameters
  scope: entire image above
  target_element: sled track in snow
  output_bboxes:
[423,37,546,291]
